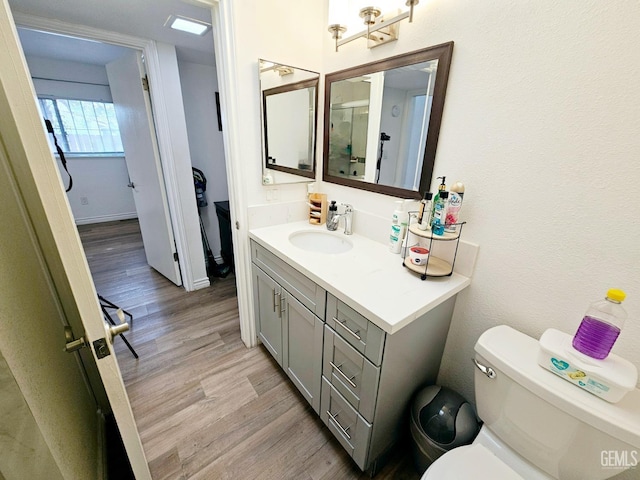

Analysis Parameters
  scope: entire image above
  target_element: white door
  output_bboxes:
[0,3,151,478]
[106,51,182,286]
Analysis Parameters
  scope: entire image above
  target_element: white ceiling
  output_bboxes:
[9,0,216,66]
[18,28,132,65]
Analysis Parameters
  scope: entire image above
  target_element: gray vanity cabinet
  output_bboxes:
[281,290,324,413]
[251,241,325,414]
[250,239,457,474]
[322,293,457,474]
[252,264,283,366]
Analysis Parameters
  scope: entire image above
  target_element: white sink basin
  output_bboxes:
[288,230,353,254]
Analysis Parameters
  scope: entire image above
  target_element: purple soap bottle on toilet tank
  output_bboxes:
[572,289,627,360]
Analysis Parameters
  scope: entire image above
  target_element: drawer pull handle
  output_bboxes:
[275,292,281,318]
[326,410,351,440]
[333,317,362,341]
[329,361,357,388]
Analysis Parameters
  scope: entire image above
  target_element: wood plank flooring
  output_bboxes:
[78,219,420,480]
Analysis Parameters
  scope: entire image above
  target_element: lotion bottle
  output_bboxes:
[389,200,407,254]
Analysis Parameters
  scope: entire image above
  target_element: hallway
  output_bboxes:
[78,219,418,479]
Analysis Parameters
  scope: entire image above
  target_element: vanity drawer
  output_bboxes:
[323,325,379,423]
[251,240,326,317]
[326,294,385,365]
[320,377,372,470]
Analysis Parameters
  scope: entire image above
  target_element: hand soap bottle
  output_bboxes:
[326,201,338,231]
[572,289,627,359]
[431,176,447,220]
[431,191,448,236]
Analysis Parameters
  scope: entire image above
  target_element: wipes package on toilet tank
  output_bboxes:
[538,328,637,403]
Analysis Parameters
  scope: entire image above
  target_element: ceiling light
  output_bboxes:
[167,15,211,36]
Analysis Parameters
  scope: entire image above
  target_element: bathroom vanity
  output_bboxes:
[249,222,470,473]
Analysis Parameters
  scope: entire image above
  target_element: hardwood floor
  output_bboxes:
[78,219,420,480]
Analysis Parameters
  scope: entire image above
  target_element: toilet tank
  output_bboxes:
[474,325,640,480]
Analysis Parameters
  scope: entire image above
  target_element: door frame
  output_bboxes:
[106,51,183,286]
[15,0,257,347]
[190,0,257,348]
[13,11,207,292]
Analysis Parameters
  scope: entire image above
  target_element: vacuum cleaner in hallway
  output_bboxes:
[193,167,230,278]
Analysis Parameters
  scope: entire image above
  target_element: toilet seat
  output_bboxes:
[422,443,525,480]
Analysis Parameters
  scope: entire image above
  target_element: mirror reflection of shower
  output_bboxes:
[326,52,447,192]
[375,132,390,183]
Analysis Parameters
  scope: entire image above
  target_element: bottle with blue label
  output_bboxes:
[431,191,448,235]
[572,289,627,360]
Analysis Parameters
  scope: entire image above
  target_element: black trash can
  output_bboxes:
[409,385,480,473]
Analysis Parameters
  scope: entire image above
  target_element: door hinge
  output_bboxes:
[142,75,149,91]
[173,252,179,262]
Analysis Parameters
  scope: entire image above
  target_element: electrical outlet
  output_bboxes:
[80,196,89,205]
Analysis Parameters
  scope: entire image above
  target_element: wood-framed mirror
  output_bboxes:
[259,59,319,181]
[322,42,454,198]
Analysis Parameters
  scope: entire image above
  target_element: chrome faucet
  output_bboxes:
[327,203,353,235]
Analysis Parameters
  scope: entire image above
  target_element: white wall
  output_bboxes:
[63,156,136,224]
[228,0,325,210]
[24,55,137,224]
[316,0,640,413]
[178,59,228,260]
[27,55,112,101]
[231,0,640,415]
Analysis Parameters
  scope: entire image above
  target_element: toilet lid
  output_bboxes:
[422,443,525,480]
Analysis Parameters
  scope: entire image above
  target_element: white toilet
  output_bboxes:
[422,325,640,480]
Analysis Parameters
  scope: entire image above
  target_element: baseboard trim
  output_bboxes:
[192,276,211,290]
[75,213,138,225]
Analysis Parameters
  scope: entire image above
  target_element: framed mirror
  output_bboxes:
[323,42,453,198]
[259,59,319,182]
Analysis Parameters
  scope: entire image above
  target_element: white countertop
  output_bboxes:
[249,221,471,335]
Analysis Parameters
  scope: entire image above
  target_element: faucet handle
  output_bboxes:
[341,203,353,213]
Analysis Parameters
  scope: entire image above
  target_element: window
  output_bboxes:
[39,98,124,155]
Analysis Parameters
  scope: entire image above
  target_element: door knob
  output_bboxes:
[64,325,87,353]
[104,308,130,343]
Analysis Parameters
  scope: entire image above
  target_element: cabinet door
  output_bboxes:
[282,291,324,414]
[252,264,283,366]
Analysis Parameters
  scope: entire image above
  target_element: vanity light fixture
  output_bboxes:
[166,15,211,36]
[259,60,294,76]
[328,0,419,52]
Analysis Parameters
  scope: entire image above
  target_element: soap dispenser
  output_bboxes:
[431,176,447,220]
[327,201,338,231]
